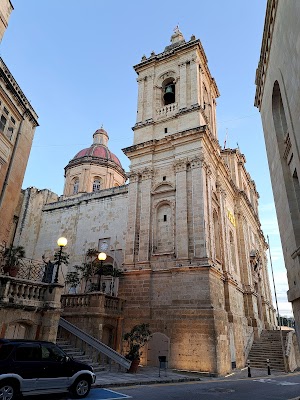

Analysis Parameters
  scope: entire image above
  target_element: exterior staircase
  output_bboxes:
[56,339,106,372]
[247,330,289,371]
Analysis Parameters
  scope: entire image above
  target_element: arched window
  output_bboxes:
[72,178,79,194]
[93,177,102,192]
[162,78,175,106]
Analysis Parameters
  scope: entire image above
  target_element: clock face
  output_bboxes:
[100,241,108,250]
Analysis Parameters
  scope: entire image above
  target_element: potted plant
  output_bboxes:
[2,245,25,277]
[123,323,151,373]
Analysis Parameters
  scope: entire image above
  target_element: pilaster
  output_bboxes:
[138,168,153,262]
[136,77,145,123]
[124,172,139,264]
[179,63,187,110]
[191,156,205,258]
[174,160,188,259]
[190,59,199,106]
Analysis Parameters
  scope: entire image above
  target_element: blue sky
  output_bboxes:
[1,0,292,316]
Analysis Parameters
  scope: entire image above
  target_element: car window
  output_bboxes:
[0,344,14,360]
[41,345,65,362]
[15,345,41,361]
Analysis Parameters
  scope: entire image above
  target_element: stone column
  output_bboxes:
[175,160,188,259]
[136,78,145,123]
[124,172,139,265]
[138,168,153,262]
[179,63,187,110]
[190,59,199,106]
[199,66,204,108]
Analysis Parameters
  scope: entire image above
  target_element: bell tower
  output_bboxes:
[133,27,219,146]
[120,30,233,375]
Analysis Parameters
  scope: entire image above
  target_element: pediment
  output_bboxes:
[152,182,175,194]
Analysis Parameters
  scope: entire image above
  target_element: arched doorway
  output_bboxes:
[147,332,170,367]
[6,321,31,339]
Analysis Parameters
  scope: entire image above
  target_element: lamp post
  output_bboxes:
[97,252,107,291]
[54,237,67,283]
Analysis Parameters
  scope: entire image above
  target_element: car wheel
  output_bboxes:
[0,381,19,400]
[70,376,91,399]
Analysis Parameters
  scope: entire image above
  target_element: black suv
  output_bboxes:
[0,339,96,399]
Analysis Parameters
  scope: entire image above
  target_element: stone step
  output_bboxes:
[56,338,106,372]
[247,330,286,372]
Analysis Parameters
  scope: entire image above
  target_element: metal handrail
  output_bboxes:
[58,317,131,370]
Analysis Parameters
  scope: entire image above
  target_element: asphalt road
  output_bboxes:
[25,374,300,400]
[116,374,300,400]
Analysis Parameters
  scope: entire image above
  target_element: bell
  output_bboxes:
[164,84,175,104]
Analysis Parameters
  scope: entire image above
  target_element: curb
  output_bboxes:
[93,377,202,388]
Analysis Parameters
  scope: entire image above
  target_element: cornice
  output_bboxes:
[254,0,278,109]
[64,156,126,178]
[0,57,39,125]
[123,125,207,156]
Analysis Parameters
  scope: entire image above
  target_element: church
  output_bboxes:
[12,29,276,375]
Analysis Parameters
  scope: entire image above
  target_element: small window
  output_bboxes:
[163,215,167,222]
[0,115,7,133]
[73,179,79,194]
[164,128,168,133]
[93,178,102,192]
[6,127,13,140]
[10,116,15,124]
[3,107,9,115]
[163,176,166,181]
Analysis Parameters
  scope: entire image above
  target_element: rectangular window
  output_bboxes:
[163,176,166,181]
[164,128,168,133]
[0,115,7,133]
[10,116,15,124]
[3,107,9,115]
[6,127,13,140]
[163,215,167,222]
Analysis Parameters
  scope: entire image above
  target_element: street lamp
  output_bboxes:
[97,252,107,291]
[54,237,67,283]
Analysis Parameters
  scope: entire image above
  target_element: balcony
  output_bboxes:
[156,102,178,118]
[0,256,63,311]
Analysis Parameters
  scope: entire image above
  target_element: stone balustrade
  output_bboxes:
[0,275,63,310]
[61,292,124,316]
[156,103,178,117]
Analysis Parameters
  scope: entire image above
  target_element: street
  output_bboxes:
[25,374,300,400]
[117,374,300,399]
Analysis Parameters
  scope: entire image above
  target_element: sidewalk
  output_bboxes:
[93,365,293,388]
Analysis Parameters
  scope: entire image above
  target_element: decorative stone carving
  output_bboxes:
[141,168,153,180]
[173,159,187,173]
[128,172,139,183]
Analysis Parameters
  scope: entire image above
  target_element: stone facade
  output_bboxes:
[0,57,38,247]
[0,0,13,43]
[255,1,300,339]
[12,30,276,375]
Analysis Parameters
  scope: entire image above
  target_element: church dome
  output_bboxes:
[72,128,122,167]
[63,127,126,198]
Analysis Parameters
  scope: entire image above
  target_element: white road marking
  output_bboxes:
[253,379,299,386]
